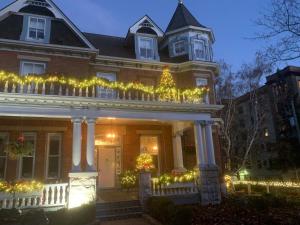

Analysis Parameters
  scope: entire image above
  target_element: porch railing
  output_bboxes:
[0,80,208,104]
[0,183,68,210]
[151,181,198,196]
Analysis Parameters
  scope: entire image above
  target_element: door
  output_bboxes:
[98,147,116,189]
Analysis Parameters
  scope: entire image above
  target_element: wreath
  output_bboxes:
[5,135,34,160]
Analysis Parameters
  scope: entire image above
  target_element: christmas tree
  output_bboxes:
[159,67,176,88]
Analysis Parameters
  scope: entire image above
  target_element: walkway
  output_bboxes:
[100,218,153,225]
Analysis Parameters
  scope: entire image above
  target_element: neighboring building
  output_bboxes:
[230,66,300,179]
[0,0,222,208]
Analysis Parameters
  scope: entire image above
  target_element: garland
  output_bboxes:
[5,135,34,160]
[0,69,210,102]
[152,170,198,186]
[0,180,43,194]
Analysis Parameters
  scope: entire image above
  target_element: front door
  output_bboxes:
[98,147,116,189]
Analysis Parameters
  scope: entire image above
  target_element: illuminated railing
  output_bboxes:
[0,183,68,209]
[0,71,210,104]
[151,180,198,196]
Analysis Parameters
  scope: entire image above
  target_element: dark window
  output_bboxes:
[0,134,8,179]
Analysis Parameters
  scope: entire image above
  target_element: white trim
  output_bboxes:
[46,133,62,179]
[0,0,96,49]
[0,132,9,180]
[26,16,46,42]
[129,15,164,37]
[18,54,51,62]
[18,132,37,179]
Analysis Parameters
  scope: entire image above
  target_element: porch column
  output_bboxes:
[205,121,216,165]
[194,121,206,166]
[86,118,96,171]
[172,122,186,173]
[71,118,83,172]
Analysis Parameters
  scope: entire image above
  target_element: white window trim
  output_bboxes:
[46,133,62,179]
[20,61,46,76]
[138,36,155,60]
[140,135,161,175]
[0,133,9,180]
[195,77,208,87]
[18,133,36,180]
[173,40,186,56]
[26,16,46,42]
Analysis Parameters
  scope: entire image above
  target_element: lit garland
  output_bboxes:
[136,153,155,172]
[0,180,43,194]
[152,170,198,186]
[233,180,300,188]
[0,69,210,103]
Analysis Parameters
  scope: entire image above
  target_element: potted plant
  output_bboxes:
[5,135,34,160]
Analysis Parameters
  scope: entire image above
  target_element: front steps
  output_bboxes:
[96,200,143,221]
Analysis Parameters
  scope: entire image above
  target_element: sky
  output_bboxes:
[0,0,282,71]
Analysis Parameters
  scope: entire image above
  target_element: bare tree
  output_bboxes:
[256,0,300,62]
[217,53,273,174]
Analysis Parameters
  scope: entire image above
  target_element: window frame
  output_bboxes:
[20,61,46,76]
[46,133,62,179]
[96,72,117,98]
[139,135,160,175]
[173,40,186,56]
[195,77,208,87]
[0,133,9,180]
[139,36,155,60]
[27,16,46,42]
[18,133,36,180]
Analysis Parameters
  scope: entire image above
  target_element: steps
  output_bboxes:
[96,200,143,221]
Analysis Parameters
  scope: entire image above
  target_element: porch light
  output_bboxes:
[106,133,116,139]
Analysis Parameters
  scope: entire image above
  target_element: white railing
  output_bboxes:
[0,183,68,209]
[151,181,198,196]
[0,80,208,105]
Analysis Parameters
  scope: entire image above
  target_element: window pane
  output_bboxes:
[48,156,59,178]
[196,78,208,87]
[29,29,36,39]
[140,136,159,155]
[37,19,45,29]
[37,30,45,39]
[97,73,116,98]
[174,41,185,54]
[49,137,60,155]
[30,18,37,27]
[33,64,45,74]
[22,63,34,75]
[194,41,204,59]
[22,157,33,178]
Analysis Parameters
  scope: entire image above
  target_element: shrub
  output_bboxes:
[119,170,137,190]
[146,197,193,225]
[20,209,49,225]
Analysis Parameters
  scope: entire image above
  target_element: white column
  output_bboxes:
[194,121,206,166]
[86,118,96,171]
[172,131,186,173]
[72,118,82,172]
[205,121,216,165]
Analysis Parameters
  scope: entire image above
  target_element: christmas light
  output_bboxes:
[0,69,210,103]
[233,180,300,188]
[136,153,155,171]
[0,180,43,194]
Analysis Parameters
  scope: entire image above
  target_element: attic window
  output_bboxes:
[139,37,154,60]
[27,16,46,41]
[174,40,186,56]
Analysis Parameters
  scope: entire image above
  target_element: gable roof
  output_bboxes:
[166,2,206,33]
[128,15,164,37]
[0,0,96,50]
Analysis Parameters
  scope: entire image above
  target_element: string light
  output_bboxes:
[233,180,300,188]
[0,69,210,103]
[0,180,43,194]
[136,153,155,171]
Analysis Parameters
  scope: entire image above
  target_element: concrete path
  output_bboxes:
[100,218,153,225]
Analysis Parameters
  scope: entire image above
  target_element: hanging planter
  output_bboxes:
[5,135,34,160]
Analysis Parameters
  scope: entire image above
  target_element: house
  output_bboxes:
[228,66,300,179]
[0,0,223,209]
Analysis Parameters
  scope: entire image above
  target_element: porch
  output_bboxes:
[0,73,223,209]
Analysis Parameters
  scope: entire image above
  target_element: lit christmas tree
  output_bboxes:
[159,67,176,88]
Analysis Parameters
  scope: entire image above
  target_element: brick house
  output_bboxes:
[0,0,223,208]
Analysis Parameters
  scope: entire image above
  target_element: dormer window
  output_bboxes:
[139,36,154,60]
[27,16,46,41]
[174,40,186,56]
[193,40,205,60]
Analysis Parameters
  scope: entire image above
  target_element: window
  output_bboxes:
[46,133,62,179]
[27,16,46,41]
[0,133,8,179]
[194,40,205,60]
[174,40,186,55]
[140,136,160,174]
[96,72,116,98]
[195,78,208,87]
[19,133,36,179]
[139,37,154,59]
[20,61,46,75]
